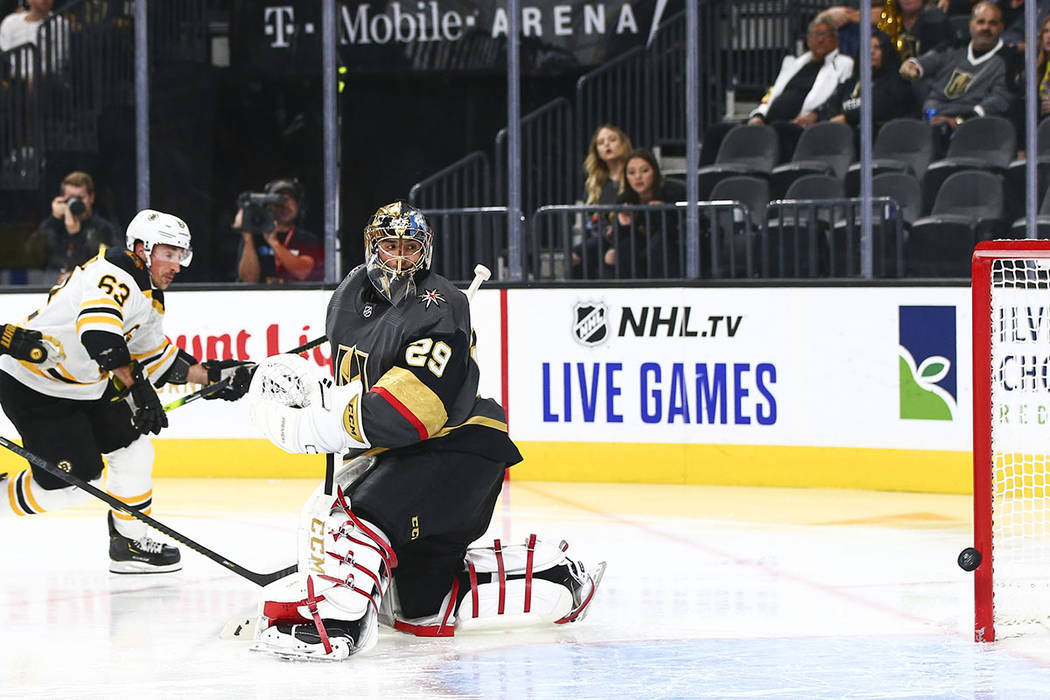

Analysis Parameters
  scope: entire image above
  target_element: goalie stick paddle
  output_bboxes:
[163,334,328,413]
[0,435,296,587]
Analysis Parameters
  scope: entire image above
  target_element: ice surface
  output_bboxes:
[3,479,1050,698]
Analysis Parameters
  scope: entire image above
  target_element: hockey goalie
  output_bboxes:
[246,201,605,660]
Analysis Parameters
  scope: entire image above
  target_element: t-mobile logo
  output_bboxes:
[264,6,316,48]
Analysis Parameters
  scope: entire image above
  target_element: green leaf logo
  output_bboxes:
[899,347,954,420]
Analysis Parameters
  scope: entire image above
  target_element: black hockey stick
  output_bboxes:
[163,335,328,412]
[0,435,295,586]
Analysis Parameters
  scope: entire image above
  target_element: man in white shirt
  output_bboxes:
[0,0,52,52]
[702,17,854,164]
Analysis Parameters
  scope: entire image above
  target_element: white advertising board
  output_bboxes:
[506,287,972,451]
[0,285,972,455]
[0,288,503,440]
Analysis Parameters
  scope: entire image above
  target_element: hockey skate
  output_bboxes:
[251,609,378,662]
[107,511,181,574]
[556,553,606,624]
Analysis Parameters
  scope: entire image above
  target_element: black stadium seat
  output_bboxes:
[907,170,1005,276]
[697,124,779,200]
[770,121,854,198]
[921,116,1015,214]
[766,174,845,277]
[845,118,934,195]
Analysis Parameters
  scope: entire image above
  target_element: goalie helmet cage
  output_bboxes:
[972,239,1050,642]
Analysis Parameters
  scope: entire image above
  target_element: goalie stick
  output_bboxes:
[0,434,295,586]
[163,335,328,412]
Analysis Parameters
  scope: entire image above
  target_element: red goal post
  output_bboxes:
[972,240,1050,642]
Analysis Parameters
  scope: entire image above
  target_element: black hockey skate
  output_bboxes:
[108,511,182,574]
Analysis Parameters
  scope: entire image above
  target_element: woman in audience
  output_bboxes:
[583,124,632,206]
[572,124,634,278]
[1036,14,1050,122]
[816,29,919,130]
[609,149,688,279]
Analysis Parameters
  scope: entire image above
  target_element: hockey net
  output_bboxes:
[973,240,1050,641]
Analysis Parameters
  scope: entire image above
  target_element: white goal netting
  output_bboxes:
[988,258,1050,636]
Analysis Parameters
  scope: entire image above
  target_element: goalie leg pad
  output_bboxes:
[252,485,396,660]
[390,535,606,635]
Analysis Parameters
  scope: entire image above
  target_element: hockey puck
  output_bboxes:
[958,547,982,572]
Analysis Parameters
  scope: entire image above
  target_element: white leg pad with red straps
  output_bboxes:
[250,483,396,661]
[388,535,605,636]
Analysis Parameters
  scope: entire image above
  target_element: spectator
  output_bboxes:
[235,177,323,283]
[896,0,953,58]
[572,124,633,279]
[822,1,951,60]
[0,0,50,52]
[24,170,118,282]
[996,0,1050,48]
[1036,13,1050,120]
[609,149,687,279]
[900,1,1014,153]
[583,124,631,211]
[701,17,854,165]
[816,30,920,129]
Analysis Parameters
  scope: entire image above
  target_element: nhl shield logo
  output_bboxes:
[573,302,608,346]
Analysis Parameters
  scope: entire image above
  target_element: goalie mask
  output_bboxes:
[363,201,433,305]
[126,209,193,268]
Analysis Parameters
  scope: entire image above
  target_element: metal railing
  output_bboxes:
[150,0,209,64]
[408,151,492,210]
[422,207,513,282]
[495,97,575,214]
[765,197,905,278]
[1,0,210,187]
[0,43,41,190]
[528,202,757,281]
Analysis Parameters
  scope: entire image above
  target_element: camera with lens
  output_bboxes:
[236,192,285,236]
[66,196,87,218]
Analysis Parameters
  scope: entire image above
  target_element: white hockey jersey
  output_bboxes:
[0,248,178,400]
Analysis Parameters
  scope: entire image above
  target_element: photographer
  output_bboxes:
[24,171,118,283]
[234,178,323,283]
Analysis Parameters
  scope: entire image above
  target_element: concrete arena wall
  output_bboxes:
[0,285,976,494]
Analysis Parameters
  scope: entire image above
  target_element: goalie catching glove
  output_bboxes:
[248,353,369,454]
[201,359,256,401]
[0,323,64,369]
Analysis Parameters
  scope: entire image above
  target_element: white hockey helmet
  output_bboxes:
[126,209,193,267]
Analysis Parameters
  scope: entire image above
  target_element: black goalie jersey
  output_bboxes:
[326,266,521,465]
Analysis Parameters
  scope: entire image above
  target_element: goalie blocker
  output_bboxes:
[250,458,605,661]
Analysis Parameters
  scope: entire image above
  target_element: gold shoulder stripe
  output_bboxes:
[81,297,121,310]
[430,415,509,439]
[76,315,123,333]
[372,366,448,436]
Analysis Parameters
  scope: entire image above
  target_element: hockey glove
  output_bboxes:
[247,354,369,454]
[0,324,64,369]
[202,359,257,401]
[127,366,168,435]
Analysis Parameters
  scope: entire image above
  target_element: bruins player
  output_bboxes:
[0,209,253,573]
[248,201,604,661]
